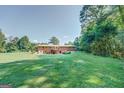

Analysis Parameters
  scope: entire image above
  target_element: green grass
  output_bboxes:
[0,52,38,63]
[0,52,124,88]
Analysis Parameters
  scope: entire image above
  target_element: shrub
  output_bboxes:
[63,51,71,54]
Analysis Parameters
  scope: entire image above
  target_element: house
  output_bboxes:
[36,44,76,54]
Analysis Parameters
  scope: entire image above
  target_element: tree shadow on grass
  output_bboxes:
[0,59,54,88]
[0,58,124,88]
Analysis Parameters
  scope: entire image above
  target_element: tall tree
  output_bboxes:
[90,20,117,56]
[79,5,119,56]
[0,30,6,52]
[18,36,31,51]
[80,5,114,33]
[6,36,19,52]
[49,36,59,45]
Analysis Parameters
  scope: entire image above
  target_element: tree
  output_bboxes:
[81,20,117,56]
[5,36,19,52]
[64,41,73,45]
[30,43,37,53]
[18,36,31,51]
[80,31,95,52]
[78,5,120,56]
[0,30,6,52]
[6,42,17,52]
[74,37,80,50]
[80,5,114,23]
[118,6,124,25]
[49,36,59,45]
[80,5,114,33]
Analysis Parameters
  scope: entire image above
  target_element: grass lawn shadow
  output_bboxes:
[0,52,124,88]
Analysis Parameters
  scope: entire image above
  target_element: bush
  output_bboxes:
[63,51,71,54]
[88,20,117,56]
[90,38,111,56]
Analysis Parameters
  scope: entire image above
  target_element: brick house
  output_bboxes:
[36,44,76,54]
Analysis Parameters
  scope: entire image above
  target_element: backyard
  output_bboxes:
[0,52,124,88]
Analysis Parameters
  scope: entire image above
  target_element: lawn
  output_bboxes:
[0,52,124,88]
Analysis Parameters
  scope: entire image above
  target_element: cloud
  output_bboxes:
[33,40,38,43]
[63,35,69,39]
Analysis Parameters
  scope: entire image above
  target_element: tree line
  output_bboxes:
[0,31,63,53]
[0,31,33,53]
[74,5,124,58]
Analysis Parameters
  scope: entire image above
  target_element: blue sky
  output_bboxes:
[0,5,82,44]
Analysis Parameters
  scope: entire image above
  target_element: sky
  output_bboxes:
[0,5,82,45]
